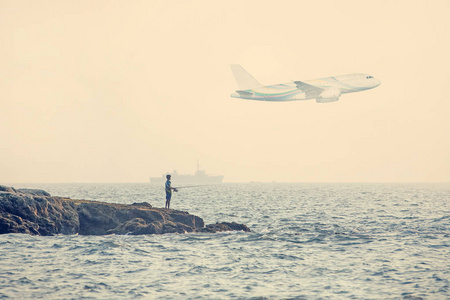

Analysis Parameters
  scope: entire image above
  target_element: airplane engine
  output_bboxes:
[316,88,341,103]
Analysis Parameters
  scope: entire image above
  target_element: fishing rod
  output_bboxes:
[173,185,215,189]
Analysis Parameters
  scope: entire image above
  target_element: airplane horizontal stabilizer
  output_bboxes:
[236,90,254,97]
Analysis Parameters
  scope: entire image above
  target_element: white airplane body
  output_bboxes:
[230,65,380,103]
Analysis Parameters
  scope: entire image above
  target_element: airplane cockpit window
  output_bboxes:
[366,76,373,79]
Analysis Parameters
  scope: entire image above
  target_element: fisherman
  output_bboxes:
[165,174,178,209]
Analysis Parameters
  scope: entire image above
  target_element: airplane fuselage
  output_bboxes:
[231,73,381,103]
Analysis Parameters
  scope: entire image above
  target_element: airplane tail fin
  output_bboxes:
[230,64,263,90]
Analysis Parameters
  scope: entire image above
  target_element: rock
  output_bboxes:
[16,188,51,197]
[130,202,152,208]
[0,185,16,193]
[0,186,249,236]
[107,218,159,235]
[0,191,79,235]
[201,222,251,233]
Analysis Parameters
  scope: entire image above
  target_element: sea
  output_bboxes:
[0,183,448,299]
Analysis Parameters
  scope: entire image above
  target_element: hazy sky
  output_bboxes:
[1,0,449,183]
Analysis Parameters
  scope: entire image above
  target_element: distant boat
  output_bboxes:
[150,162,224,184]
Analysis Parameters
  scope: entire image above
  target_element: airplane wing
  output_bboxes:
[294,81,323,98]
[294,81,323,93]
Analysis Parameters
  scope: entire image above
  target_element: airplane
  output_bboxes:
[230,64,380,103]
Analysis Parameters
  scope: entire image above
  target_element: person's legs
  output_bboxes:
[165,194,171,209]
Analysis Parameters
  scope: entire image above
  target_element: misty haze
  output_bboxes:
[1,1,449,299]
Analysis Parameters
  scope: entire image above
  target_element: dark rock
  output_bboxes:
[16,188,51,197]
[0,186,249,236]
[0,191,79,235]
[130,202,152,208]
[201,222,251,233]
[0,185,16,193]
[107,218,158,235]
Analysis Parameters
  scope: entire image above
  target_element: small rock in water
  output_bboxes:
[201,222,251,233]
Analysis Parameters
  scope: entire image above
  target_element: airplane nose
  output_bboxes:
[373,78,381,87]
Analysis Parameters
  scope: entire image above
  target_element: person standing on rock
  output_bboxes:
[165,174,178,209]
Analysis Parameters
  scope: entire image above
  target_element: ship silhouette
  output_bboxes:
[150,162,223,184]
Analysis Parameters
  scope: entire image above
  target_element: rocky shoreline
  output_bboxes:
[0,185,250,236]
